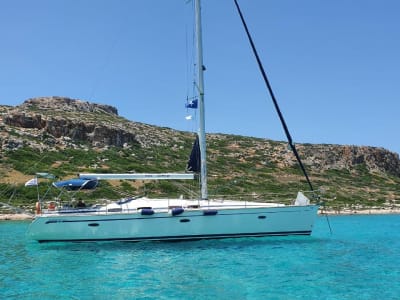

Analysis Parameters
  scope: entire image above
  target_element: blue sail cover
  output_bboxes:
[52,178,98,190]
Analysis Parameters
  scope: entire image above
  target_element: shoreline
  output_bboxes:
[1,207,400,221]
[320,208,400,216]
[0,213,34,221]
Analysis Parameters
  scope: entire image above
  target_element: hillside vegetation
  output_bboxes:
[1,97,399,214]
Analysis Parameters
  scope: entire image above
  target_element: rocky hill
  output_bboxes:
[1,97,399,213]
[1,96,186,150]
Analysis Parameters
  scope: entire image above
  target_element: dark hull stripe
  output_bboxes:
[38,230,312,243]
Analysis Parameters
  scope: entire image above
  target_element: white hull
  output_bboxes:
[28,198,319,242]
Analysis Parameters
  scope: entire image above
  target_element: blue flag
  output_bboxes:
[185,99,198,109]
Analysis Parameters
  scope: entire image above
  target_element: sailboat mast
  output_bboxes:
[195,0,208,199]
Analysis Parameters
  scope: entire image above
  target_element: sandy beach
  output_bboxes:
[0,213,34,221]
[320,207,400,215]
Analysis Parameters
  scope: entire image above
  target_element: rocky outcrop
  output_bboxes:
[3,112,46,129]
[300,144,400,177]
[0,97,187,150]
[21,96,118,115]
[341,145,400,175]
[3,113,139,147]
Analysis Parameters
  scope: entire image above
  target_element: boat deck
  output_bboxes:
[39,197,287,216]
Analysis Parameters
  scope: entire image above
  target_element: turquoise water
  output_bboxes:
[1,215,399,299]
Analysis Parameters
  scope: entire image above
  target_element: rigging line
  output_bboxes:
[233,0,315,194]
[320,203,333,235]
[325,213,333,235]
[88,1,128,101]
[184,2,191,104]
[0,183,13,197]
[184,0,198,134]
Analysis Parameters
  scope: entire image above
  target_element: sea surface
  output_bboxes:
[1,215,399,299]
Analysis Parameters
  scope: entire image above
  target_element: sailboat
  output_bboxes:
[28,0,319,243]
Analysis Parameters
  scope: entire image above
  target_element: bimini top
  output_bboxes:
[52,178,98,190]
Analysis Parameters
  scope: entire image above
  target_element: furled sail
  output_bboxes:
[186,135,201,173]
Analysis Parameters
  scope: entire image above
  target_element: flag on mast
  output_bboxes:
[25,178,38,187]
[185,99,198,109]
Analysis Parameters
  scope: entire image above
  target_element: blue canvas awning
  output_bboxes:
[52,178,98,190]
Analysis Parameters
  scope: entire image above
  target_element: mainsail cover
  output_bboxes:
[186,135,201,173]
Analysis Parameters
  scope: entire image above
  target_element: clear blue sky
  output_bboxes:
[1,0,399,154]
